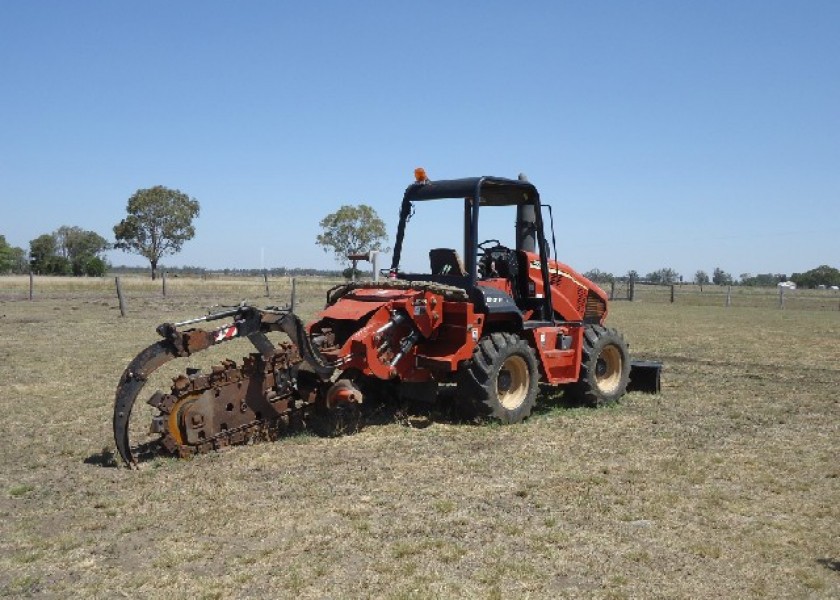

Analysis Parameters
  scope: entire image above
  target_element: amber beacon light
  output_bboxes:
[414,167,428,182]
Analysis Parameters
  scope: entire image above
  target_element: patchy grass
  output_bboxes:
[0,280,838,598]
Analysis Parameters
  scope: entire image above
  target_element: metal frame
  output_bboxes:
[391,176,556,325]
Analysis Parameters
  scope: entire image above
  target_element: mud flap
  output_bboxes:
[627,360,662,394]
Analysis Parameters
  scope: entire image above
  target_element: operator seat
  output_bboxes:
[429,248,467,276]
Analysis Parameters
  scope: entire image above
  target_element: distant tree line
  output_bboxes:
[582,268,615,284]
[790,265,840,289]
[738,273,787,287]
[109,265,348,278]
[0,227,110,276]
[582,264,840,290]
[29,226,109,276]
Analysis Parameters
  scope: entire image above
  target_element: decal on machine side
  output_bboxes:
[529,260,586,288]
[213,325,238,342]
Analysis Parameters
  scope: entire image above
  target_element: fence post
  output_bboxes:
[629,274,635,301]
[779,285,785,309]
[290,277,297,312]
[162,271,168,297]
[263,271,270,297]
[726,285,732,307]
[610,280,616,301]
[29,271,34,301]
[670,284,675,303]
[115,276,127,317]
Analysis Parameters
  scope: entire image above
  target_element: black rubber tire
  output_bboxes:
[569,325,631,407]
[457,332,539,424]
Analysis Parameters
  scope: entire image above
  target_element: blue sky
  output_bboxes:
[1,1,837,278]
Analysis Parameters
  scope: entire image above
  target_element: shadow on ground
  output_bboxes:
[817,558,840,572]
[85,385,591,468]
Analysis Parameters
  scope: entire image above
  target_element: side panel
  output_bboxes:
[525,324,584,384]
[413,301,483,375]
[319,293,482,382]
[521,251,609,324]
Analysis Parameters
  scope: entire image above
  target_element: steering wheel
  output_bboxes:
[477,239,509,278]
[477,239,502,253]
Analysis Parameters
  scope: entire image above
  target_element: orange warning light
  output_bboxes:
[414,167,428,182]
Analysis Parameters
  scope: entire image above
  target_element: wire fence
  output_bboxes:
[0,273,347,313]
[3,274,839,313]
[620,282,840,311]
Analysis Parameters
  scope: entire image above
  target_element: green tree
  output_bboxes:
[0,235,27,274]
[113,186,200,280]
[54,226,109,275]
[694,270,710,290]
[29,228,108,276]
[342,266,363,280]
[741,273,786,287]
[9,246,27,273]
[646,267,679,285]
[29,234,58,274]
[790,265,840,289]
[316,204,388,266]
[583,268,614,284]
[82,256,108,277]
[712,267,732,285]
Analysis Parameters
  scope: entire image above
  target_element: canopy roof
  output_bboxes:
[403,176,540,207]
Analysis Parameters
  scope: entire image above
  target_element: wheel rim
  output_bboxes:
[497,355,529,410]
[595,345,623,394]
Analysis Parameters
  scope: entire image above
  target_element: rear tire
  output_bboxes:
[457,332,539,424]
[570,325,630,407]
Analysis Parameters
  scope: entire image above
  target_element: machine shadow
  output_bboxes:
[85,385,595,469]
[817,558,840,572]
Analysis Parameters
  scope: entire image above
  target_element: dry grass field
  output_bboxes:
[0,276,838,598]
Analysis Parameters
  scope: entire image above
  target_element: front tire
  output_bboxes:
[570,325,630,407]
[457,333,539,424]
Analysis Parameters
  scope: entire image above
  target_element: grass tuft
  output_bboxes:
[8,483,34,498]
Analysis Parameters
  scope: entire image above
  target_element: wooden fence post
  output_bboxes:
[629,274,635,301]
[115,276,127,317]
[290,277,297,312]
[610,280,615,301]
[726,285,732,307]
[263,271,270,297]
[670,284,675,303]
[29,272,34,301]
[779,286,785,309]
[162,271,168,297]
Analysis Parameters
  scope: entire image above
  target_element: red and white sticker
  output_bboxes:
[214,325,238,342]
